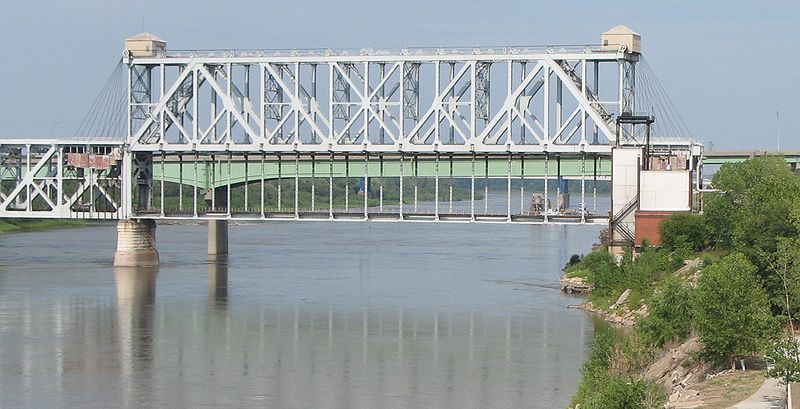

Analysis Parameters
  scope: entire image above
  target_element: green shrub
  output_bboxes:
[659,212,709,252]
[638,279,694,347]
[572,329,666,408]
[580,376,666,409]
[570,250,616,295]
[571,328,618,405]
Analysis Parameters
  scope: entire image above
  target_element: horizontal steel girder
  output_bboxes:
[150,155,612,189]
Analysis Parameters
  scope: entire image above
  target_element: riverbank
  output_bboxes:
[0,218,87,233]
[563,248,774,408]
[562,155,800,409]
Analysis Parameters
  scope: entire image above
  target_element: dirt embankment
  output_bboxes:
[644,337,712,407]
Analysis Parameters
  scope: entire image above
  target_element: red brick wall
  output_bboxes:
[635,211,673,246]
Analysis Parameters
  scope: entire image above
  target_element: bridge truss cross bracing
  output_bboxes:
[125,46,639,154]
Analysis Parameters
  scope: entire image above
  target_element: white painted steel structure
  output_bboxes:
[0,140,124,219]
[125,44,638,154]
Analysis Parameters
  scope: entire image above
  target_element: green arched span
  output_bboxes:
[152,156,612,189]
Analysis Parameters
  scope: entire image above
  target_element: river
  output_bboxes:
[0,198,607,408]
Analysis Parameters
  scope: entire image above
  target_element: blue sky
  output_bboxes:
[0,0,797,150]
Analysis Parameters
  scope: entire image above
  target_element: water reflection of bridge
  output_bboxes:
[104,262,592,408]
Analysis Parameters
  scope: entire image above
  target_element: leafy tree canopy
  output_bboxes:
[692,253,778,366]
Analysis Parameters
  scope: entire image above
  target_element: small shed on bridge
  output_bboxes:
[124,32,166,57]
[601,25,641,54]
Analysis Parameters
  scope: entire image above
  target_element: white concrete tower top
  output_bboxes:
[124,32,166,57]
[601,25,641,54]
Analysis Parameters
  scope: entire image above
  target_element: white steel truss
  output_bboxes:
[126,46,638,154]
[0,140,124,219]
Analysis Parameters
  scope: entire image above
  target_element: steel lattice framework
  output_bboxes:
[125,45,638,154]
[0,140,124,219]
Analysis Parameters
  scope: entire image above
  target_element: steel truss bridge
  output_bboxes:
[0,34,700,225]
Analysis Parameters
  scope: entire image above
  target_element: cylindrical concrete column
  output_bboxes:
[208,220,229,256]
[114,219,160,267]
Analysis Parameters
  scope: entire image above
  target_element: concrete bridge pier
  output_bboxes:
[114,219,160,267]
[207,185,229,257]
[208,220,229,256]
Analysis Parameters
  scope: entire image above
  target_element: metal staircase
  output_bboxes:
[610,194,639,245]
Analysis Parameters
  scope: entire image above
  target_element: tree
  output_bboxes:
[705,156,800,259]
[692,253,778,367]
[763,237,800,325]
[765,334,800,385]
[659,212,709,251]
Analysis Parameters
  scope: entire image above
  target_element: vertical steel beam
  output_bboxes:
[160,151,165,216]
[593,155,598,213]
[520,62,527,144]
[448,154,453,213]
[544,66,550,142]
[363,153,369,220]
[506,153,511,221]
[226,152,231,216]
[399,153,404,219]
[581,153,586,223]
[544,153,549,223]
[470,153,475,220]
[294,152,299,218]
[179,154,184,211]
[593,61,599,144]
[311,64,318,144]
[484,155,489,214]
[329,152,334,219]
[311,154,316,212]
[25,145,31,212]
[260,152,265,218]
[434,153,439,219]
[379,154,384,211]
[277,153,282,212]
[413,155,418,213]
[57,147,64,216]
[244,154,249,212]
[193,152,198,217]
[556,77,562,142]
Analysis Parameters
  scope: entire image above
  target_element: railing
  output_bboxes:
[155,44,617,59]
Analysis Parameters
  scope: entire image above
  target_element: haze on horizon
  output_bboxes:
[0,0,797,151]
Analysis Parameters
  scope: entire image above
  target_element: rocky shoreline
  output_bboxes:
[561,257,730,407]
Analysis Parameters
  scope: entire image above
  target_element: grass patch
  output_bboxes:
[693,370,765,408]
[0,219,86,233]
[565,268,594,281]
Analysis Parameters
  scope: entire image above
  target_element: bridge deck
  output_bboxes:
[702,150,800,165]
[139,210,609,225]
